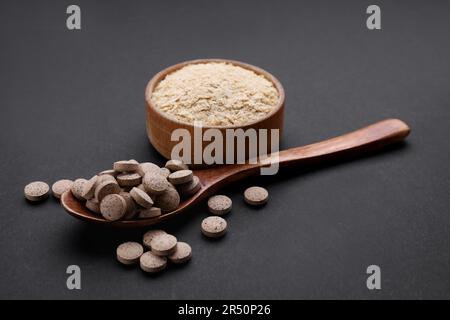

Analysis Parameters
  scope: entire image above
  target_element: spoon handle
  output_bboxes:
[201,118,410,186]
[274,118,410,167]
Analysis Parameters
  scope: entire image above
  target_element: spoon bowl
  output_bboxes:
[62,169,213,228]
[61,119,410,228]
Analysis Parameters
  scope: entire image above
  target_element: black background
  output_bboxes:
[0,0,449,299]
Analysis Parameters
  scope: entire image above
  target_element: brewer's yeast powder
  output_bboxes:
[151,62,279,126]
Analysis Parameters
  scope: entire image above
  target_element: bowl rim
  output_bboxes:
[145,58,285,129]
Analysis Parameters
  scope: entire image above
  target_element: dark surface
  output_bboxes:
[0,0,449,299]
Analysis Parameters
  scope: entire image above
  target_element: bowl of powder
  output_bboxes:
[145,59,285,165]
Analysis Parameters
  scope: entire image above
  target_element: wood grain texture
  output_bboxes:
[61,118,410,228]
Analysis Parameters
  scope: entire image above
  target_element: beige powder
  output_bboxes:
[151,62,279,126]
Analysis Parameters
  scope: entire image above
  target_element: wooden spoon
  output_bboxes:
[61,118,410,228]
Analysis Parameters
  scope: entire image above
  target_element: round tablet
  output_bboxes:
[168,170,193,185]
[24,181,49,202]
[201,216,227,238]
[244,186,269,206]
[207,195,232,215]
[143,173,169,195]
[165,159,188,172]
[97,174,116,184]
[117,242,144,265]
[120,192,137,220]
[137,162,160,176]
[86,198,100,214]
[129,187,154,208]
[168,242,192,264]
[94,180,120,202]
[150,233,177,256]
[51,179,73,199]
[143,229,167,249]
[99,169,117,177]
[138,207,162,219]
[113,160,139,172]
[81,175,98,200]
[71,178,88,201]
[116,173,142,187]
[154,188,180,212]
[100,194,127,221]
[176,176,201,196]
[136,184,146,192]
[159,167,171,178]
[139,251,167,273]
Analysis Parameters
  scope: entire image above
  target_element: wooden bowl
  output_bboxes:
[145,59,285,165]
